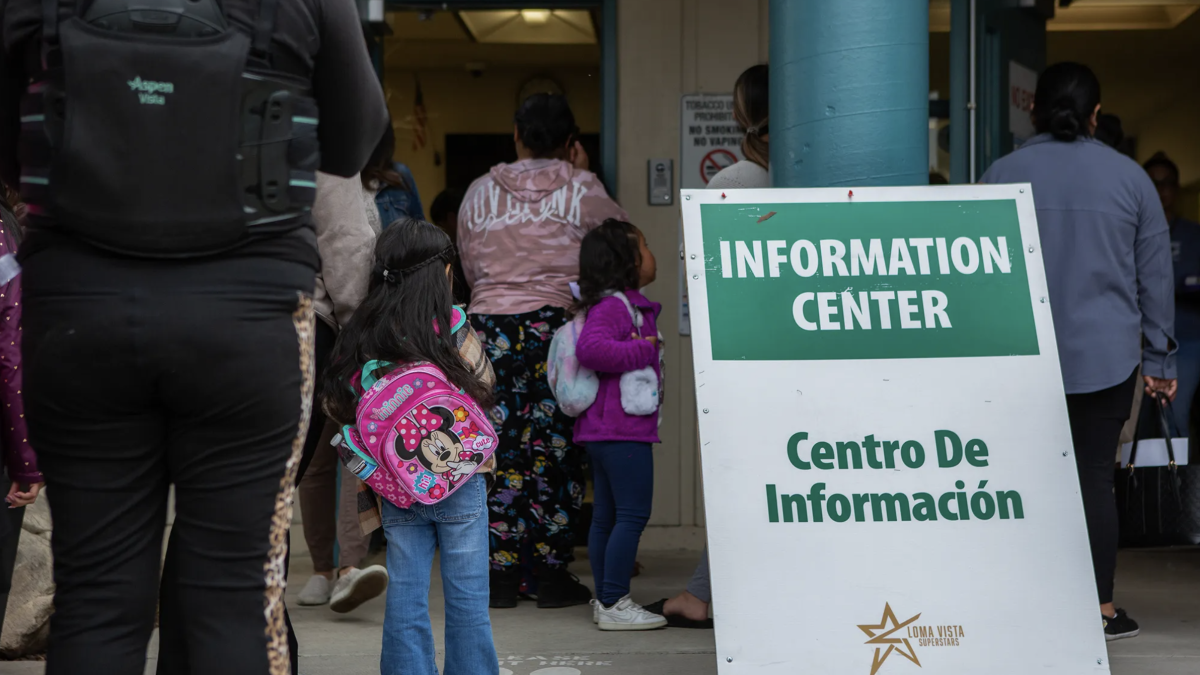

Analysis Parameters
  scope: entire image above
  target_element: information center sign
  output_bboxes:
[682,185,1109,675]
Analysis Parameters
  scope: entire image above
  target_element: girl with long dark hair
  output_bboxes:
[983,62,1176,641]
[323,219,497,674]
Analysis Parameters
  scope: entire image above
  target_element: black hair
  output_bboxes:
[1094,113,1124,149]
[1143,152,1180,184]
[570,219,642,317]
[429,189,465,230]
[514,93,579,159]
[361,122,410,192]
[734,64,769,169]
[322,219,492,425]
[1033,62,1101,143]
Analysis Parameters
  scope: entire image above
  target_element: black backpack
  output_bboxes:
[18,0,320,257]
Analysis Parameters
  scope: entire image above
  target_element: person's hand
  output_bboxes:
[446,461,477,478]
[569,140,589,171]
[6,481,41,508]
[1144,376,1178,403]
[631,333,657,346]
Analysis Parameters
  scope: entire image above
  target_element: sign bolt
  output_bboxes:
[692,274,699,280]
[1028,246,1035,253]
[690,254,696,260]
[1062,451,1068,456]
[685,195,691,200]
[726,657,733,663]
[1020,188,1026,193]
[703,408,710,414]
[1040,297,1046,303]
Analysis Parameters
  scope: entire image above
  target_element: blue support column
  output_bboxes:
[949,0,970,184]
[770,0,930,187]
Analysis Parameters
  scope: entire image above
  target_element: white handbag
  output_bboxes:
[607,291,664,417]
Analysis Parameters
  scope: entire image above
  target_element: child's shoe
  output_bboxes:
[597,595,668,631]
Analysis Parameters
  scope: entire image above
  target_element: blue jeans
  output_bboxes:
[587,441,654,605]
[381,475,497,675]
[1172,338,1200,439]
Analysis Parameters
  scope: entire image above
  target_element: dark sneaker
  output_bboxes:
[490,568,520,609]
[1103,608,1140,641]
[535,568,593,609]
[643,598,715,629]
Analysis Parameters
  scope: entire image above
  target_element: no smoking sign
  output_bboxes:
[700,149,738,185]
[681,93,745,189]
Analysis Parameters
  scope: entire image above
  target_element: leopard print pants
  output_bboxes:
[262,294,315,674]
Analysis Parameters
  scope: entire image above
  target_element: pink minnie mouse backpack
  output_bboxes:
[335,355,498,509]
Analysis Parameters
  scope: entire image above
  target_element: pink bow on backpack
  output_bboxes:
[397,405,442,451]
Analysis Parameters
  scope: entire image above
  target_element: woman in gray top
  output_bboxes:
[644,64,769,629]
[982,62,1176,642]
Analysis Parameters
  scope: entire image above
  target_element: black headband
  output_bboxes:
[381,244,455,284]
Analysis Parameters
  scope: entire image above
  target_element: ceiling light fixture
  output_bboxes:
[521,9,551,25]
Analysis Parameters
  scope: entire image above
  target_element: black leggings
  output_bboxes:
[1065,369,1137,606]
[22,246,316,675]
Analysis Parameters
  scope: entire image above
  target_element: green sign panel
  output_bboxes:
[701,200,1038,361]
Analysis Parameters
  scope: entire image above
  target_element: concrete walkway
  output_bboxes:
[1,544,1196,674]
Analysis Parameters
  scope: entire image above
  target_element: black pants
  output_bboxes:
[22,247,316,675]
[1065,369,1138,606]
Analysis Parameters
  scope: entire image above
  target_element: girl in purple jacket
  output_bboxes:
[572,219,664,631]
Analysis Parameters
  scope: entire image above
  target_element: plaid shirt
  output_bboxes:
[355,311,495,533]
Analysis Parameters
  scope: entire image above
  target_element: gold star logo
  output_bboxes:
[858,603,923,675]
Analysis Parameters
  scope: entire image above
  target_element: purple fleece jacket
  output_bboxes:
[573,289,662,444]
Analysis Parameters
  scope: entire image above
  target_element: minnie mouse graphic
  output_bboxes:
[395,404,486,487]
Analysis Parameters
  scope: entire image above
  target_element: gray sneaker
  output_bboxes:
[330,565,389,613]
[296,575,331,606]
[597,595,668,631]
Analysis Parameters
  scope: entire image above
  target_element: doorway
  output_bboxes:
[376,4,614,202]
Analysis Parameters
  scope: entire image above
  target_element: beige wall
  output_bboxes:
[385,67,602,202]
[617,0,769,533]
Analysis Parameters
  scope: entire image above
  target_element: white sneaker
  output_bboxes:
[330,565,389,613]
[296,574,332,606]
[597,595,668,631]
[591,598,599,624]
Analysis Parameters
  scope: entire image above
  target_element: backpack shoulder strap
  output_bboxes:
[251,0,280,63]
[450,306,468,334]
[359,359,395,393]
[608,290,643,330]
[42,0,61,61]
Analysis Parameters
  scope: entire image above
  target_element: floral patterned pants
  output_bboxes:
[471,307,586,571]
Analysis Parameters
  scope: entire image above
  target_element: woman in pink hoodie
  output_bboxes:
[458,94,628,609]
